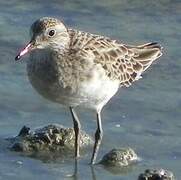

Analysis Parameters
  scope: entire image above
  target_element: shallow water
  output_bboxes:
[0,0,181,179]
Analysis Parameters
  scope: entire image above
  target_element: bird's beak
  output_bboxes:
[15,40,36,61]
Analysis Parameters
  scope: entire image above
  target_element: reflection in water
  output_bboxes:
[63,159,80,180]
[68,160,97,180]
[70,160,97,180]
[73,159,79,180]
[101,164,135,175]
[66,159,135,180]
[90,165,97,180]
[63,159,97,180]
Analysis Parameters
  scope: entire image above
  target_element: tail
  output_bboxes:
[127,42,163,73]
[118,42,163,86]
[138,42,163,50]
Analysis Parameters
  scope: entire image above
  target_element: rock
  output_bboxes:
[8,124,93,153]
[18,126,30,136]
[100,147,138,167]
[138,169,175,180]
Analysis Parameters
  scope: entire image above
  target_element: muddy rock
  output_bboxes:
[8,124,92,153]
[138,169,175,180]
[100,147,138,167]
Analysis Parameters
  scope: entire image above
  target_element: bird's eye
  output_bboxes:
[48,29,56,37]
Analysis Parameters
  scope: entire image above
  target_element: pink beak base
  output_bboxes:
[15,43,32,61]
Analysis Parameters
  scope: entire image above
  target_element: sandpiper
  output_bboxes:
[15,17,163,164]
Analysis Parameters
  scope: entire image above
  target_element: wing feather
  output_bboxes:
[68,29,163,87]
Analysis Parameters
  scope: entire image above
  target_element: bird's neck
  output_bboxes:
[48,41,70,57]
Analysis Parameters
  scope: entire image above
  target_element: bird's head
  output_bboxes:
[15,17,69,61]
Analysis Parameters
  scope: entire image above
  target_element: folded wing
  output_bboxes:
[69,29,163,87]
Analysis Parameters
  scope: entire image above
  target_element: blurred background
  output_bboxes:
[0,0,180,179]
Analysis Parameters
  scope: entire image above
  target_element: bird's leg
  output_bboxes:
[70,107,81,158]
[90,110,103,164]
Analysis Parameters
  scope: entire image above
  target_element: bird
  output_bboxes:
[15,17,163,164]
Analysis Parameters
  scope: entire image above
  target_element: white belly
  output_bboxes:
[72,63,120,111]
[72,75,119,110]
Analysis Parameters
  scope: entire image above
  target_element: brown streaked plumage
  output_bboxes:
[15,17,163,165]
[68,29,162,87]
